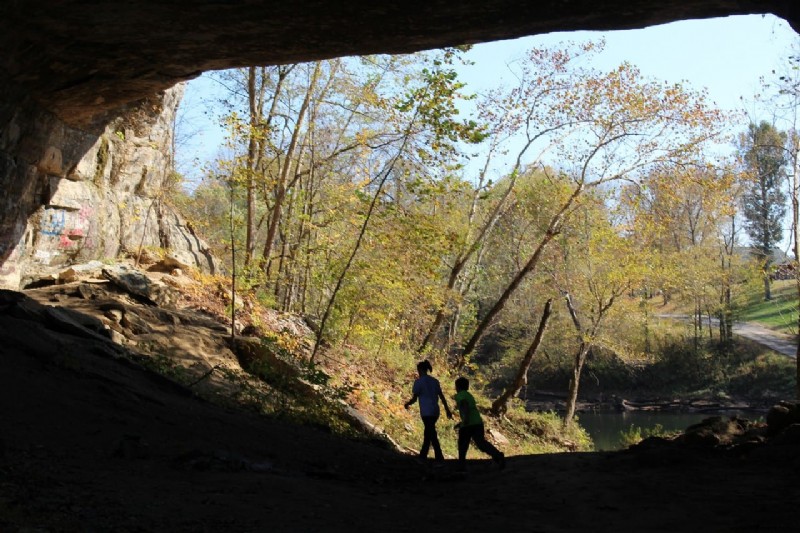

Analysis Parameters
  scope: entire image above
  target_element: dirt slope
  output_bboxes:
[1,273,799,531]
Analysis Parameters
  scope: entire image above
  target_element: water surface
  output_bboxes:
[577,411,762,451]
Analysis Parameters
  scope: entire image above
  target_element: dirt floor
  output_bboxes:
[2,285,800,532]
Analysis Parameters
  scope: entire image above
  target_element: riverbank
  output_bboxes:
[525,390,776,415]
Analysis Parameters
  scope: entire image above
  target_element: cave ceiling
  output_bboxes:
[1,0,798,128]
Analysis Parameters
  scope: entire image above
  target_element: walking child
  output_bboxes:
[404,361,453,463]
[454,376,505,471]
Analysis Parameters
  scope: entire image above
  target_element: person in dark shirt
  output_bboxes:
[454,376,505,472]
[404,360,453,464]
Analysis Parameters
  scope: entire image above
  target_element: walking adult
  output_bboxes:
[404,360,453,463]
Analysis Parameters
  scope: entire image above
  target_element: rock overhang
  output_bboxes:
[1,0,798,128]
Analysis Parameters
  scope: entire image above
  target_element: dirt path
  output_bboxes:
[731,321,797,357]
[657,314,797,358]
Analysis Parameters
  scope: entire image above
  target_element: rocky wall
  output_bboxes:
[0,84,218,289]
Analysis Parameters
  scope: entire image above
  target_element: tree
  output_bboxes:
[310,48,486,359]
[490,298,552,416]
[554,199,646,427]
[739,121,788,301]
[456,43,726,365]
[766,41,800,397]
[627,163,744,349]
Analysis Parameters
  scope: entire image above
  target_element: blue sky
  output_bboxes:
[177,14,798,182]
[458,14,795,111]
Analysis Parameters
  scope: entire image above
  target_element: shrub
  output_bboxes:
[618,423,675,448]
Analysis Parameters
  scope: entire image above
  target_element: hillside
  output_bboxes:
[1,262,800,531]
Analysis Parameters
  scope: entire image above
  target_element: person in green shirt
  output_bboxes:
[454,376,505,472]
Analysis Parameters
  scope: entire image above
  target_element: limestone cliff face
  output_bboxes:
[0,86,218,289]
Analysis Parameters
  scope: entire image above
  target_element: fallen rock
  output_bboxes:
[78,282,111,300]
[105,308,124,323]
[102,265,178,307]
[58,261,106,284]
[58,267,78,284]
[681,416,750,448]
[120,310,153,335]
[148,251,194,273]
[109,329,128,345]
[766,401,800,436]
[771,423,800,446]
[488,428,510,445]
[161,273,193,290]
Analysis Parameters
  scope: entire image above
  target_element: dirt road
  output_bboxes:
[657,314,797,358]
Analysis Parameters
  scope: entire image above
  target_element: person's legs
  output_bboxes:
[471,423,505,467]
[430,424,444,461]
[420,415,441,459]
[457,425,472,471]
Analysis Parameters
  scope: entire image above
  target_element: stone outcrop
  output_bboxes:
[0,85,219,289]
[0,1,797,288]
[632,402,800,453]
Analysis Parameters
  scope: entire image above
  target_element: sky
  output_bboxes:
[457,14,795,110]
[176,14,798,183]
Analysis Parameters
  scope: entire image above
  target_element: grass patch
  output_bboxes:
[618,423,678,448]
[738,279,798,335]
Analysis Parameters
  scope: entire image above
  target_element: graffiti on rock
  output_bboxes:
[39,205,94,252]
[40,210,66,236]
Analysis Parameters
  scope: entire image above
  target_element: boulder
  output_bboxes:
[120,311,153,335]
[1,289,114,345]
[771,423,800,446]
[102,265,179,307]
[766,401,800,436]
[680,416,749,448]
[488,428,510,445]
[148,251,195,273]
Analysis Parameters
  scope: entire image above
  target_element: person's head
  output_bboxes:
[416,360,433,376]
[455,377,469,392]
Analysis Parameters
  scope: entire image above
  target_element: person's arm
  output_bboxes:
[438,389,453,419]
[457,398,469,426]
[404,394,418,409]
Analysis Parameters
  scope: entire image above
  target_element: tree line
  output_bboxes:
[175,40,800,422]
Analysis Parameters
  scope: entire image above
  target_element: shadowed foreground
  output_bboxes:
[1,294,799,532]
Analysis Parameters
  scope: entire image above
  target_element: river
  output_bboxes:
[577,410,764,451]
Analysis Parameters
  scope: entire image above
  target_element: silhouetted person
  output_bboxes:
[454,376,505,472]
[404,360,453,464]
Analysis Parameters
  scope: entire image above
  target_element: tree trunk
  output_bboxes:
[310,116,417,361]
[459,182,584,365]
[459,227,559,364]
[262,63,320,273]
[564,342,590,427]
[763,269,773,301]
[490,298,553,416]
[229,180,237,345]
[418,153,516,353]
[793,132,800,398]
[244,66,258,266]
